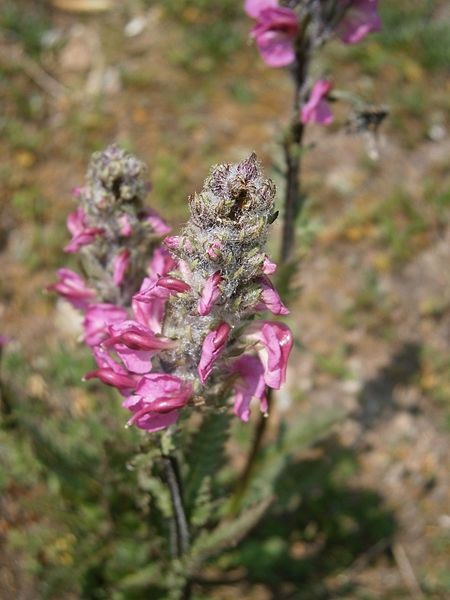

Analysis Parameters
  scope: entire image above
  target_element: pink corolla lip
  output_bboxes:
[301,79,334,126]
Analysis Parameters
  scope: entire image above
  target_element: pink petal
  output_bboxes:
[254,277,289,316]
[255,29,296,67]
[301,79,333,125]
[113,249,130,287]
[198,322,231,384]
[263,256,277,275]
[247,321,293,389]
[245,0,278,19]
[198,272,223,316]
[230,355,267,422]
[338,0,381,44]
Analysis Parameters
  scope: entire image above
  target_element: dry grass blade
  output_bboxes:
[51,0,113,13]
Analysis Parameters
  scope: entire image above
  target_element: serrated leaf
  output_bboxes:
[185,411,231,513]
[187,497,272,573]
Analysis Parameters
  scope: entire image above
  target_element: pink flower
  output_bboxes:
[64,207,103,253]
[245,0,298,67]
[84,346,138,393]
[247,321,293,389]
[230,354,268,422]
[198,322,231,384]
[131,247,178,334]
[198,272,223,316]
[113,249,130,287]
[144,208,171,235]
[164,236,182,251]
[104,320,174,374]
[263,255,277,275]
[338,0,381,44]
[164,236,193,253]
[48,268,95,310]
[72,186,83,198]
[254,277,289,315]
[148,247,177,279]
[0,335,9,347]
[123,373,192,431]
[83,303,128,347]
[119,214,132,237]
[301,80,333,125]
[134,276,191,304]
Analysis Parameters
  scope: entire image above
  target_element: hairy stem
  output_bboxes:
[230,388,272,514]
[280,44,309,262]
[162,454,190,556]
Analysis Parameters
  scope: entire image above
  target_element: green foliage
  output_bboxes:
[187,497,273,574]
[240,408,347,510]
[157,0,244,72]
[0,1,50,58]
[378,0,450,72]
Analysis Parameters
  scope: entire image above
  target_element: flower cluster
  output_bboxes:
[49,145,170,376]
[52,144,170,310]
[245,0,382,124]
[52,150,293,433]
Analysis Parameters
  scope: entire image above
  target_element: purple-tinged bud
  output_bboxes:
[164,236,182,250]
[207,241,223,261]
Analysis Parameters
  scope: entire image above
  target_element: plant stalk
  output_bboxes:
[234,41,310,509]
[162,453,190,556]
